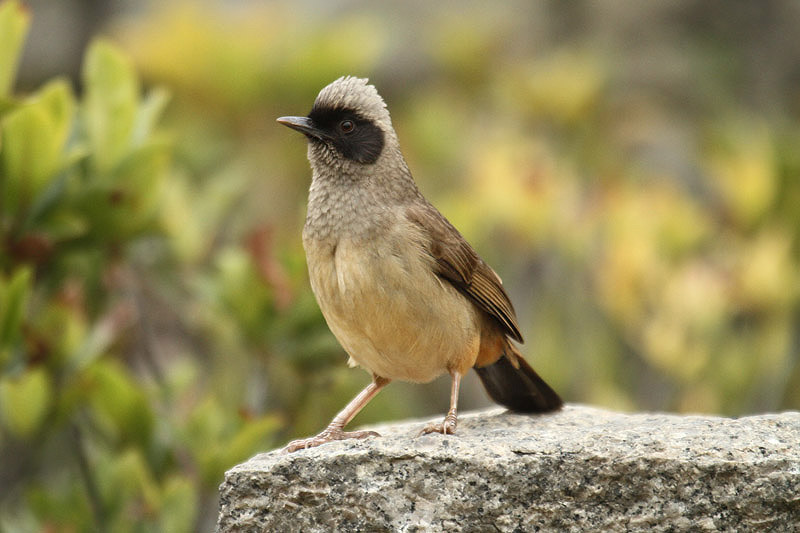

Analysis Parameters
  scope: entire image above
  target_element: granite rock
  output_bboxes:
[217,405,800,532]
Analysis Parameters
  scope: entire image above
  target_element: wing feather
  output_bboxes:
[406,204,523,343]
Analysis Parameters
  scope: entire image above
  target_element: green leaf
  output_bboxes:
[0,267,31,365]
[77,140,171,241]
[184,395,280,485]
[33,300,87,368]
[0,94,19,117]
[0,0,30,97]
[6,80,77,232]
[82,40,139,173]
[111,139,170,201]
[35,210,89,242]
[132,86,170,146]
[38,78,76,151]
[95,446,160,525]
[159,476,199,533]
[1,101,65,218]
[0,366,53,438]
[69,311,120,372]
[220,414,281,471]
[85,360,153,445]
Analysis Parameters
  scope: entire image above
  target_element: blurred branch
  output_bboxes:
[71,422,108,533]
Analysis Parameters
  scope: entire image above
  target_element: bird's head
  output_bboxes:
[277,76,396,171]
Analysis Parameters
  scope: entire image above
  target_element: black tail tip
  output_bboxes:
[474,356,563,413]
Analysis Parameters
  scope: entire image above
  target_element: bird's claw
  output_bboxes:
[417,412,457,437]
[285,428,381,453]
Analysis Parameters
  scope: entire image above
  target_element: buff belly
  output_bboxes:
[305,231,481,383]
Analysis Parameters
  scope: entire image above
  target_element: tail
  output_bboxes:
[474,355,563,413]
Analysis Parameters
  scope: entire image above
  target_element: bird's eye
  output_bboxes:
[339,120,355,134]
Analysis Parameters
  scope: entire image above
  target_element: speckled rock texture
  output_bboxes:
[216,405,800,532]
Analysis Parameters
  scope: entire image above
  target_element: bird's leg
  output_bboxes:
[419,371,462,436]
[285,376,390,452]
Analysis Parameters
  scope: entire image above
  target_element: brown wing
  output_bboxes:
[406,204,524,343]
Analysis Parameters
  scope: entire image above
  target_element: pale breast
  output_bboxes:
[304,218,481,382]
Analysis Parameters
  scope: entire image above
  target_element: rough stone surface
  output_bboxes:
[216,405,800,532]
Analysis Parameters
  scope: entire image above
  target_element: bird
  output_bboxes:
[277,76,562,452]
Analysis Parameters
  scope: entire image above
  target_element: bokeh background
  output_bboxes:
[2,0,799,530]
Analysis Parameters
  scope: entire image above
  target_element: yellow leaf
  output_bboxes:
[83,39,139,172]
[0,367,53,438]
[0,0,30,97]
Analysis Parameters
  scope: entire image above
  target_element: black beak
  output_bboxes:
[276,116,329,141]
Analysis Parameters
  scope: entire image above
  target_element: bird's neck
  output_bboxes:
[303,154,420,244]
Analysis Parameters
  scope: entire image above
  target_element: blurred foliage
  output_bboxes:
[1,0,799,530]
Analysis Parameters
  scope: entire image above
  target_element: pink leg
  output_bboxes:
[285,376,390,452]
[418,372,462,436]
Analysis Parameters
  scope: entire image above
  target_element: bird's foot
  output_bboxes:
[417,411,457,436]
[285,427,381,453]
